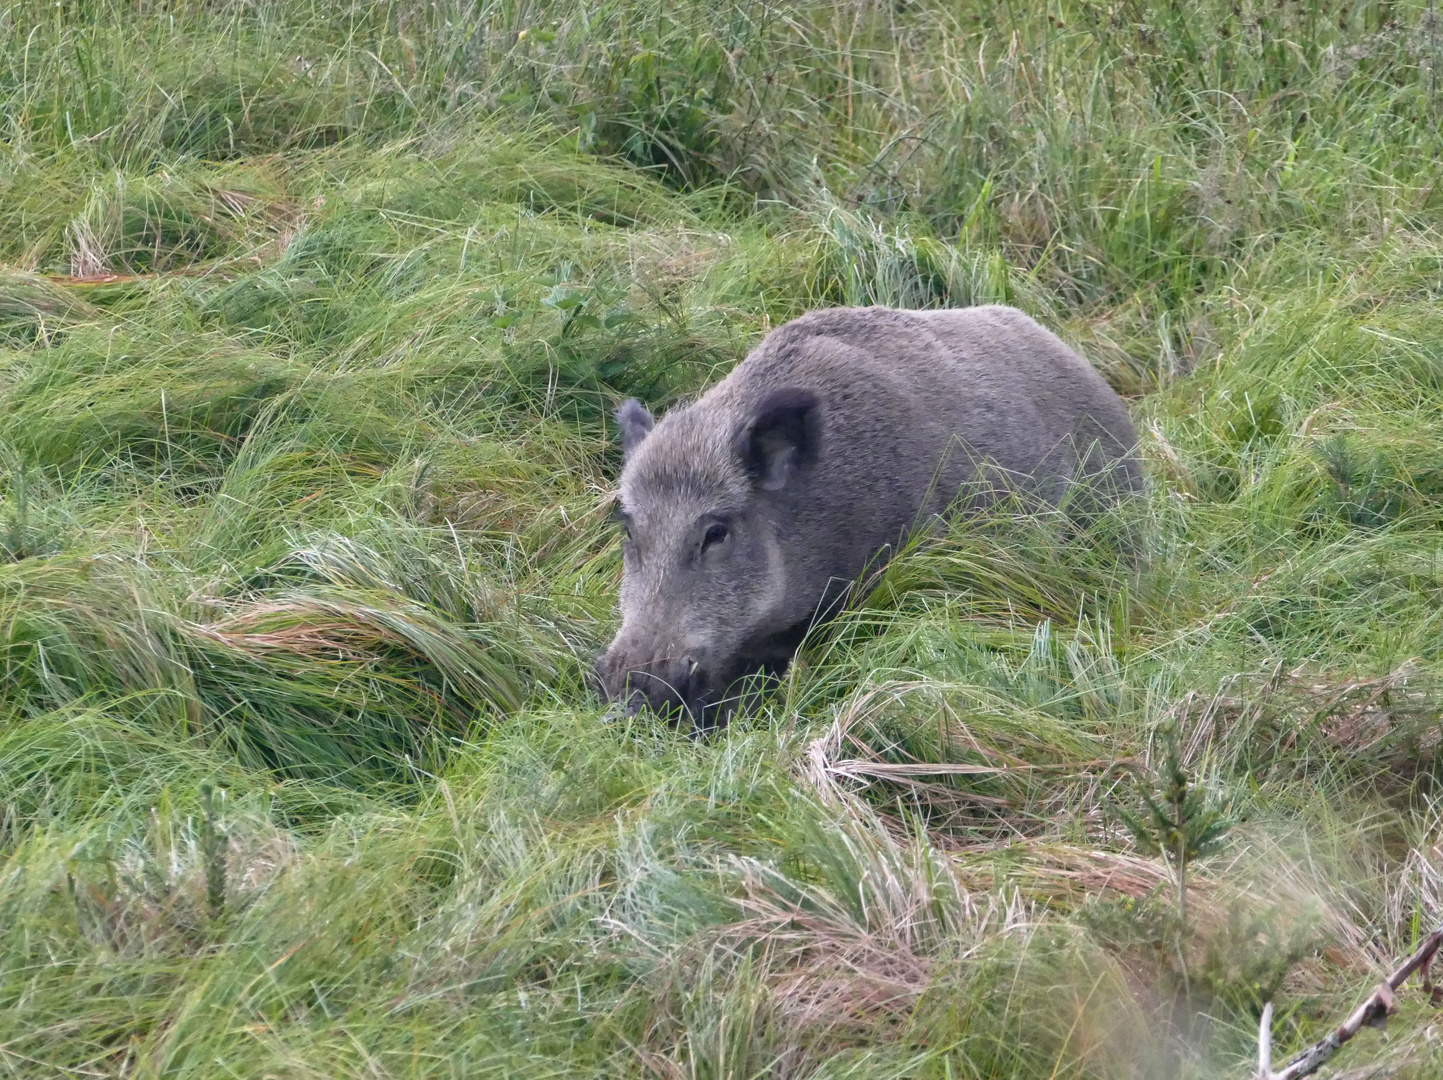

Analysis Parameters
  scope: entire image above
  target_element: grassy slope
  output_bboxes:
[2,0,1443,1076]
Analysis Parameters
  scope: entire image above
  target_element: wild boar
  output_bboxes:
[595,304,1142,727]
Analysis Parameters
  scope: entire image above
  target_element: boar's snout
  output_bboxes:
[595,646,708,724]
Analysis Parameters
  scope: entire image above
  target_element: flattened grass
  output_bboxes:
[2,0,1443,1076]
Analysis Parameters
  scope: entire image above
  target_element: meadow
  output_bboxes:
[2,0,1443,1075]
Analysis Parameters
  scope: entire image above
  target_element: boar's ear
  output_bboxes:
[615,399,655,462]
[736,388,821,492]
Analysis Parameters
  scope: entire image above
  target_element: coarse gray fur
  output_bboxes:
[596,304,1142,728]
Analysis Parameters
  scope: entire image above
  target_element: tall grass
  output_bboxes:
[2,0,1443,1076]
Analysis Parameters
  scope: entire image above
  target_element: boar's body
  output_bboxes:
[598,305,1141,727]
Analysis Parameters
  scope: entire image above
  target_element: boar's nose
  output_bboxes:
[588,654,608,698]
[627,654,702,722]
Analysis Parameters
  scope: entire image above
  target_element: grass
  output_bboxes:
[2,0,1442,1075]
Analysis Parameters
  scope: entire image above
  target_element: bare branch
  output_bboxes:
[1257,1001,1273,1080]
[1255,922,1443,1080]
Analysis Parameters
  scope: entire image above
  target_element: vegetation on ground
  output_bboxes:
[2,0,1443,1075]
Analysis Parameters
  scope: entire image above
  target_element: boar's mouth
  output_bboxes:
[598,622,812,732]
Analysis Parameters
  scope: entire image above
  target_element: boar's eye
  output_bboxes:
[701,520,729,553]
[610,503,632,540]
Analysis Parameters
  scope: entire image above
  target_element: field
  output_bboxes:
[3,0,1443,1076]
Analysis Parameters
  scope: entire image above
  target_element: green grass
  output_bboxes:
[2,0,1443,1075]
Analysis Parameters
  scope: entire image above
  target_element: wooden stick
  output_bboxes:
[1256,922,1443,1080]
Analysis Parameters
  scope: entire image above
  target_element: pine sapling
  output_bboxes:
[1111,722,1231,975]
[199,782,227,922]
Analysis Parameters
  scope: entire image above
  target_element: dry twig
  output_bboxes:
[1255,921,1443,1079]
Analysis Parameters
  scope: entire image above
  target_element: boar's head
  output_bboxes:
[595,388,822,728]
